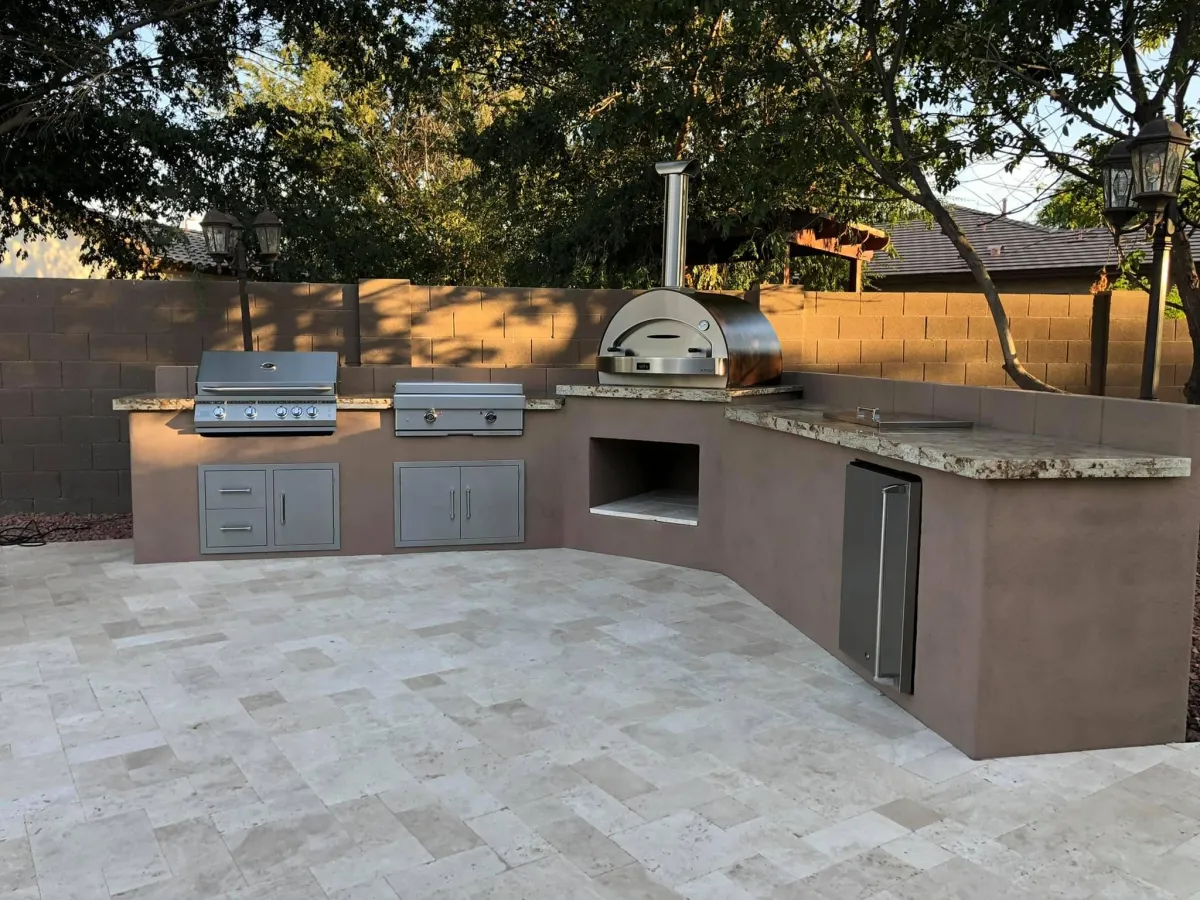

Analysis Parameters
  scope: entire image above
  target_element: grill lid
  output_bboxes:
[196,351,337,392]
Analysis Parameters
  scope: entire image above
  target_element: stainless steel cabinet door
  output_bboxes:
[272,467,337,547]
[838,461,921,694]
[460,464,521,542]
[397,465,461,544]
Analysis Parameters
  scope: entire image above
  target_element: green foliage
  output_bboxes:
[422,0,910,288]
[0,0,415,276]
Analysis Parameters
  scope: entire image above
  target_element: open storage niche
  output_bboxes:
[588,438,699,526]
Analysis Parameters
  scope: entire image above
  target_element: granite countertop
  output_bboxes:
[727,402,1192,480]
[555,384,803,402]
[113,394,564,412]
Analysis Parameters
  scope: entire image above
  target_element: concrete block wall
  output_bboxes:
[358,280,634,368]
[2,275,1196,515]
[0,278,353,514]
[755,287,1192,401]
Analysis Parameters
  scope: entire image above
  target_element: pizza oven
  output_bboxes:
[595,161,782,389]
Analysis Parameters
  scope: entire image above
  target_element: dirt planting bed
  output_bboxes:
[0,513,132,546]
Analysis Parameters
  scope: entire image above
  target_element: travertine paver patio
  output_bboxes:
[3,542,1200,899]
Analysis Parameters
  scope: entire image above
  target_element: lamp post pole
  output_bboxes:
[200,208,283,353]
[1140,212,1175,400]
[231,236,254,352]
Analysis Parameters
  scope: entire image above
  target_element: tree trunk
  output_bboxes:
[923,204,1062,392]
[1172,221,1200,403]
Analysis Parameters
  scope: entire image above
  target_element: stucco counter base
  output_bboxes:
[122,393,1198,760]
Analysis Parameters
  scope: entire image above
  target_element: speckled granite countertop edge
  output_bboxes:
[725,403,1192,480]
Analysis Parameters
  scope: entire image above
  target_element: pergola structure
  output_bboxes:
[685,210,889,291]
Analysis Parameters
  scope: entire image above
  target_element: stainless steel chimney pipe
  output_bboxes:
[655,160,700,288]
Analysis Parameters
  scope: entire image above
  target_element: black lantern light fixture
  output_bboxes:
[1100,115,1191,401]
[252,209,283,263]
[199,207,285,351]
[1100,139,1137,233]
[1129,117,1192,216]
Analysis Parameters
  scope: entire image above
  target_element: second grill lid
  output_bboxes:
[393,382,525,395]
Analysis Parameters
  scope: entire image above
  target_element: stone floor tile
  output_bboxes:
[801,811,911,863]
[592,863,683,899]
[221,811,356,884]
[466,808,555,866]
[518,796,635,877]
[394,804,483,859]
[612,809,752,885]
[559,783,646,835]
[571,754,658,801]
[3,542,1198,899]
[384,845,506,900]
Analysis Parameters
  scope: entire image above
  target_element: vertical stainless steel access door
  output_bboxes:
[838,461,921,694]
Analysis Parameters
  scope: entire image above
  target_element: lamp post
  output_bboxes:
[1101,117,1192,400]
[199,208,284,352]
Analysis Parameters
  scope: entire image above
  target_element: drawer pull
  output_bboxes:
[218,488,253,494]
[219,525,254,532]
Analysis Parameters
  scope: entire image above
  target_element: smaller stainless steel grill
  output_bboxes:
[194,351,338,435]
[394,382,525,437]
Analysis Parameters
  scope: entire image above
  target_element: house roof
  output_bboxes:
[159,230,218,273]
[866,206,1200,280]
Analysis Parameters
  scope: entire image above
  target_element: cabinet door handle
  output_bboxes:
[219,525,253,532]
[218,487,252,494]
[466,487,471,519]
[450,488,456,520]
[280,493,286,526]
[874,484,907,680]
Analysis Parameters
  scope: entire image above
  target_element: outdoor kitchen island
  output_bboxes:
[116,373,1200,759]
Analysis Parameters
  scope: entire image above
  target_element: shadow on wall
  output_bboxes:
[356,280,639,371]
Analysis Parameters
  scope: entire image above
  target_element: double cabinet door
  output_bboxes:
[395,460,523,547]
[200,464,339,554]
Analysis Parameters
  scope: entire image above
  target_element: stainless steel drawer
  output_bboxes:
[203,508,268,550]
[203,469,267,509]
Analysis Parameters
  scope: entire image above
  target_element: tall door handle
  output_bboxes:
[280,493,286,526]
[466,486,471,519]
[450,488,456,520]
[875,484,907,681]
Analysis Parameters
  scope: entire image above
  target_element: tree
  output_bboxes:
[180,48,515,285]
[0,0,414,275]
[767,0,1062,390]
[422,0,910,290]
[929,0,1200,397]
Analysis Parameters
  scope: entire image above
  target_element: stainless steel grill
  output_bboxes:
[394,382,525,436]
[193,350,338,435]
[595,161,782,389]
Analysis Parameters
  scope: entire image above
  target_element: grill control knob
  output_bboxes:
[244,407,257,419]
[484,411,498,424]
[424,409,438,424]
[306,406,318,418]
[291,406,302,418]
[276,406,287,418]
[213,407,226,419]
